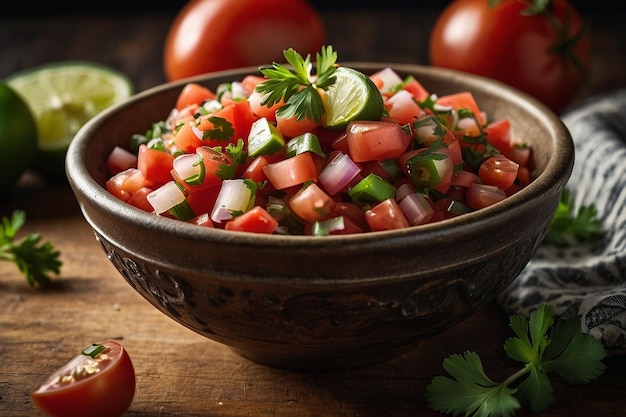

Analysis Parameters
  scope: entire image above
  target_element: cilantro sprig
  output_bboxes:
[255,45,338,123]
[426,305,606,416]
[545,188,604,246]
[0,210,62,288]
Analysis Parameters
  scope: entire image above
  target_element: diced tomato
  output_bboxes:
[276,114,320,138]
[225,206,278,234]
[176,83,216,110]
[106,168,150,202]
[243,154,272,183]
[185,186,220,216]
[173,121,204,153]
[437,91,486,128]
[189,212,215,228]
[330,202,369,231]
[386,90,425,125]
[195,146,235,185]
[402,77,430,101]
[289,183,336,223]
[137,144,175,186]
[451,170,479,188]
[204,101,257,147]
[240,75,266,94]
[127,186,154,212]
[365,199,410,231]
[346,120,411,162]
[516,166,532,188]
[263,152,318,190]
[329,132,349,154]
[466,183,507,209]
[478,154,519,191]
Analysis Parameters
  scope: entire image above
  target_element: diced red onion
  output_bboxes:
[399,192,435,226]
[318,152,361,195]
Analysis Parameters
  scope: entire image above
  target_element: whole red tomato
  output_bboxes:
[31,341,136,417]
[429,0,589,113]
[163,0,326,81]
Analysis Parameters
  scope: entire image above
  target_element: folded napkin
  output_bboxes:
[497,89,626,355]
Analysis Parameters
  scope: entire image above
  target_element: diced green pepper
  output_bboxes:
[248,117,285,157]
[349,173,396,204]
[285,132,325,158]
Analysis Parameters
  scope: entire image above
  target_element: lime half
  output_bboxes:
[322,66,384,130]
[6,61,133,178]
[0,82,38,192]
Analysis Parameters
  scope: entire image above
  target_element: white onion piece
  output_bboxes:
[147,181,186,214]
[399,193,435,226]
[369,67,403,94]
[230,81,249,99]
[318,152,361,195]
[210,179,253,223]
[172,153,202,183]
[202,99,222,113]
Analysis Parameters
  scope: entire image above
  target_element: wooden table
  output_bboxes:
[1,6,625,417]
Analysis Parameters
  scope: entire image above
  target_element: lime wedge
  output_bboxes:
[0,82,38,192]
[6,61,133,178]
[322,67,384,130]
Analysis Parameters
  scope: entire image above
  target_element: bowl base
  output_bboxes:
[230,344,419,370]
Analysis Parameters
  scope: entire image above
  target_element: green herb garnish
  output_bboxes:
[545,188,604,246]
[0,210,62,288]
[255,45,338,123]
[426,304,606,416]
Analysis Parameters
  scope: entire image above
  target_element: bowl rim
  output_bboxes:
[66,63,574,249]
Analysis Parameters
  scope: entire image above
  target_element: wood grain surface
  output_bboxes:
[1,6,625,417]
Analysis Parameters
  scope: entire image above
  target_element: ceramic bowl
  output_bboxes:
[66,64,574,370]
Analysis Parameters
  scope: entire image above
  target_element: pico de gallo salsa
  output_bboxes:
[105,53,531,236]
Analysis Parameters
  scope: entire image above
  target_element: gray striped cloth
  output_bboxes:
[497,89,626,355]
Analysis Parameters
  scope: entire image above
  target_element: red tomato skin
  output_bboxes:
[263,152,319,190]
[365,199,411,231]
[31,341,136,417]
[478,154,520,190]
[225,206,278,233]
[429,0,589,113]
[164,0,326,81]
[346,121,412,162]
[289,183,336,223]
[176,82,216,110]
[466,183,507,209]
[137,144,175,186]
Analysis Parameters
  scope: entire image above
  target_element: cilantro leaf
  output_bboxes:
[255,45,337,123]
[0,210,62,288]
[426,305,607,416]
[545,188,604,246]
[543,317,607,384]
[426,351,521,417]
[200,116,235,142]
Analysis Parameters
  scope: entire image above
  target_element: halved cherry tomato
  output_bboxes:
[163,0,326,81]
[31,341,136,417]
